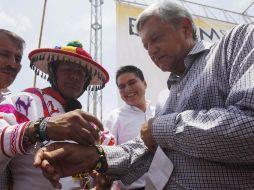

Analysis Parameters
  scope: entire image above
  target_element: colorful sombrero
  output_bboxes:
[28,41,109,91]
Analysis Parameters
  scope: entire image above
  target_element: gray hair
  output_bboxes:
[0,29,25,51]
[136,1,197,40]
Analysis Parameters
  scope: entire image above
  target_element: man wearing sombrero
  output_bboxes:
[0,41,113,189]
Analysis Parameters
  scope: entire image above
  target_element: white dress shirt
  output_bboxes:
[103,101,155,189]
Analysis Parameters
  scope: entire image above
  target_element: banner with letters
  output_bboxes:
[116,1,236,106]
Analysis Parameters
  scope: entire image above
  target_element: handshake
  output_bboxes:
[32,109,156,189]
[32,109,114,189]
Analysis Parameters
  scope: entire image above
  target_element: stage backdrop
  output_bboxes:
[116,1,235,106]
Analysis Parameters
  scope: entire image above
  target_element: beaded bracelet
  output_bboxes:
[34,117,44,141]
[94,145,107,174]
[39,118,49,142]
[34,117,49,142]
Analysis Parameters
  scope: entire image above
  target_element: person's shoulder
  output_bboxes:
[104,107,122,118]
[103,107,122,126]
[22,87,41,92]
[149,104,156,112]
[215,23,253,50]
[21,87,44,96]
[233,23,253,30]
[146,101,156,110]
[225,23,253,39]
[3,87,35,97]
[0,87,39,103]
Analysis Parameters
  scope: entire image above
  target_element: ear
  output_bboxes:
[143,80,147,88]
[180,17,193,38]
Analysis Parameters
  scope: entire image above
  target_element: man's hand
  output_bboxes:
[46,109,103,145]
[140,118,157,153]
[33,142,99,189]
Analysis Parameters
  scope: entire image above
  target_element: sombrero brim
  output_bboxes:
[29,48,109,89]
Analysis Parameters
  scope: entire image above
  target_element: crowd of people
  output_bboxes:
[1,1,254,190]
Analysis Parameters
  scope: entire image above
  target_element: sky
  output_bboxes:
[0,0,253,119]
[0,0,118,119]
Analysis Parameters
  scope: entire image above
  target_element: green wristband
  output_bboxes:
[94,145,107,173]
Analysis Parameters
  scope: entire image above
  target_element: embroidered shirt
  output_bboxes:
[0,88,12,190]
[0,87,83,190]
[0,88,10,102]
[102,24,254,189]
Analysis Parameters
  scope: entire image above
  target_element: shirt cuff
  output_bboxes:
[152,113,178,149]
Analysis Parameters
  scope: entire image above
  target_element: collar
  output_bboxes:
[42,87,67,107]
[125,100,152,112]
[188,40,213,56]
[0,88,10,97]
[167,40,213,88]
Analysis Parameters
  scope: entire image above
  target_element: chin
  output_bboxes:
[3,81,13,88]
[62,92,79,99]
[158,67,167,72]
[127,101,137,106]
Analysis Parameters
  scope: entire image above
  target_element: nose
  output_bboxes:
[124,83,134,92]
[69,73,80,81]
[147,44,158,58]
